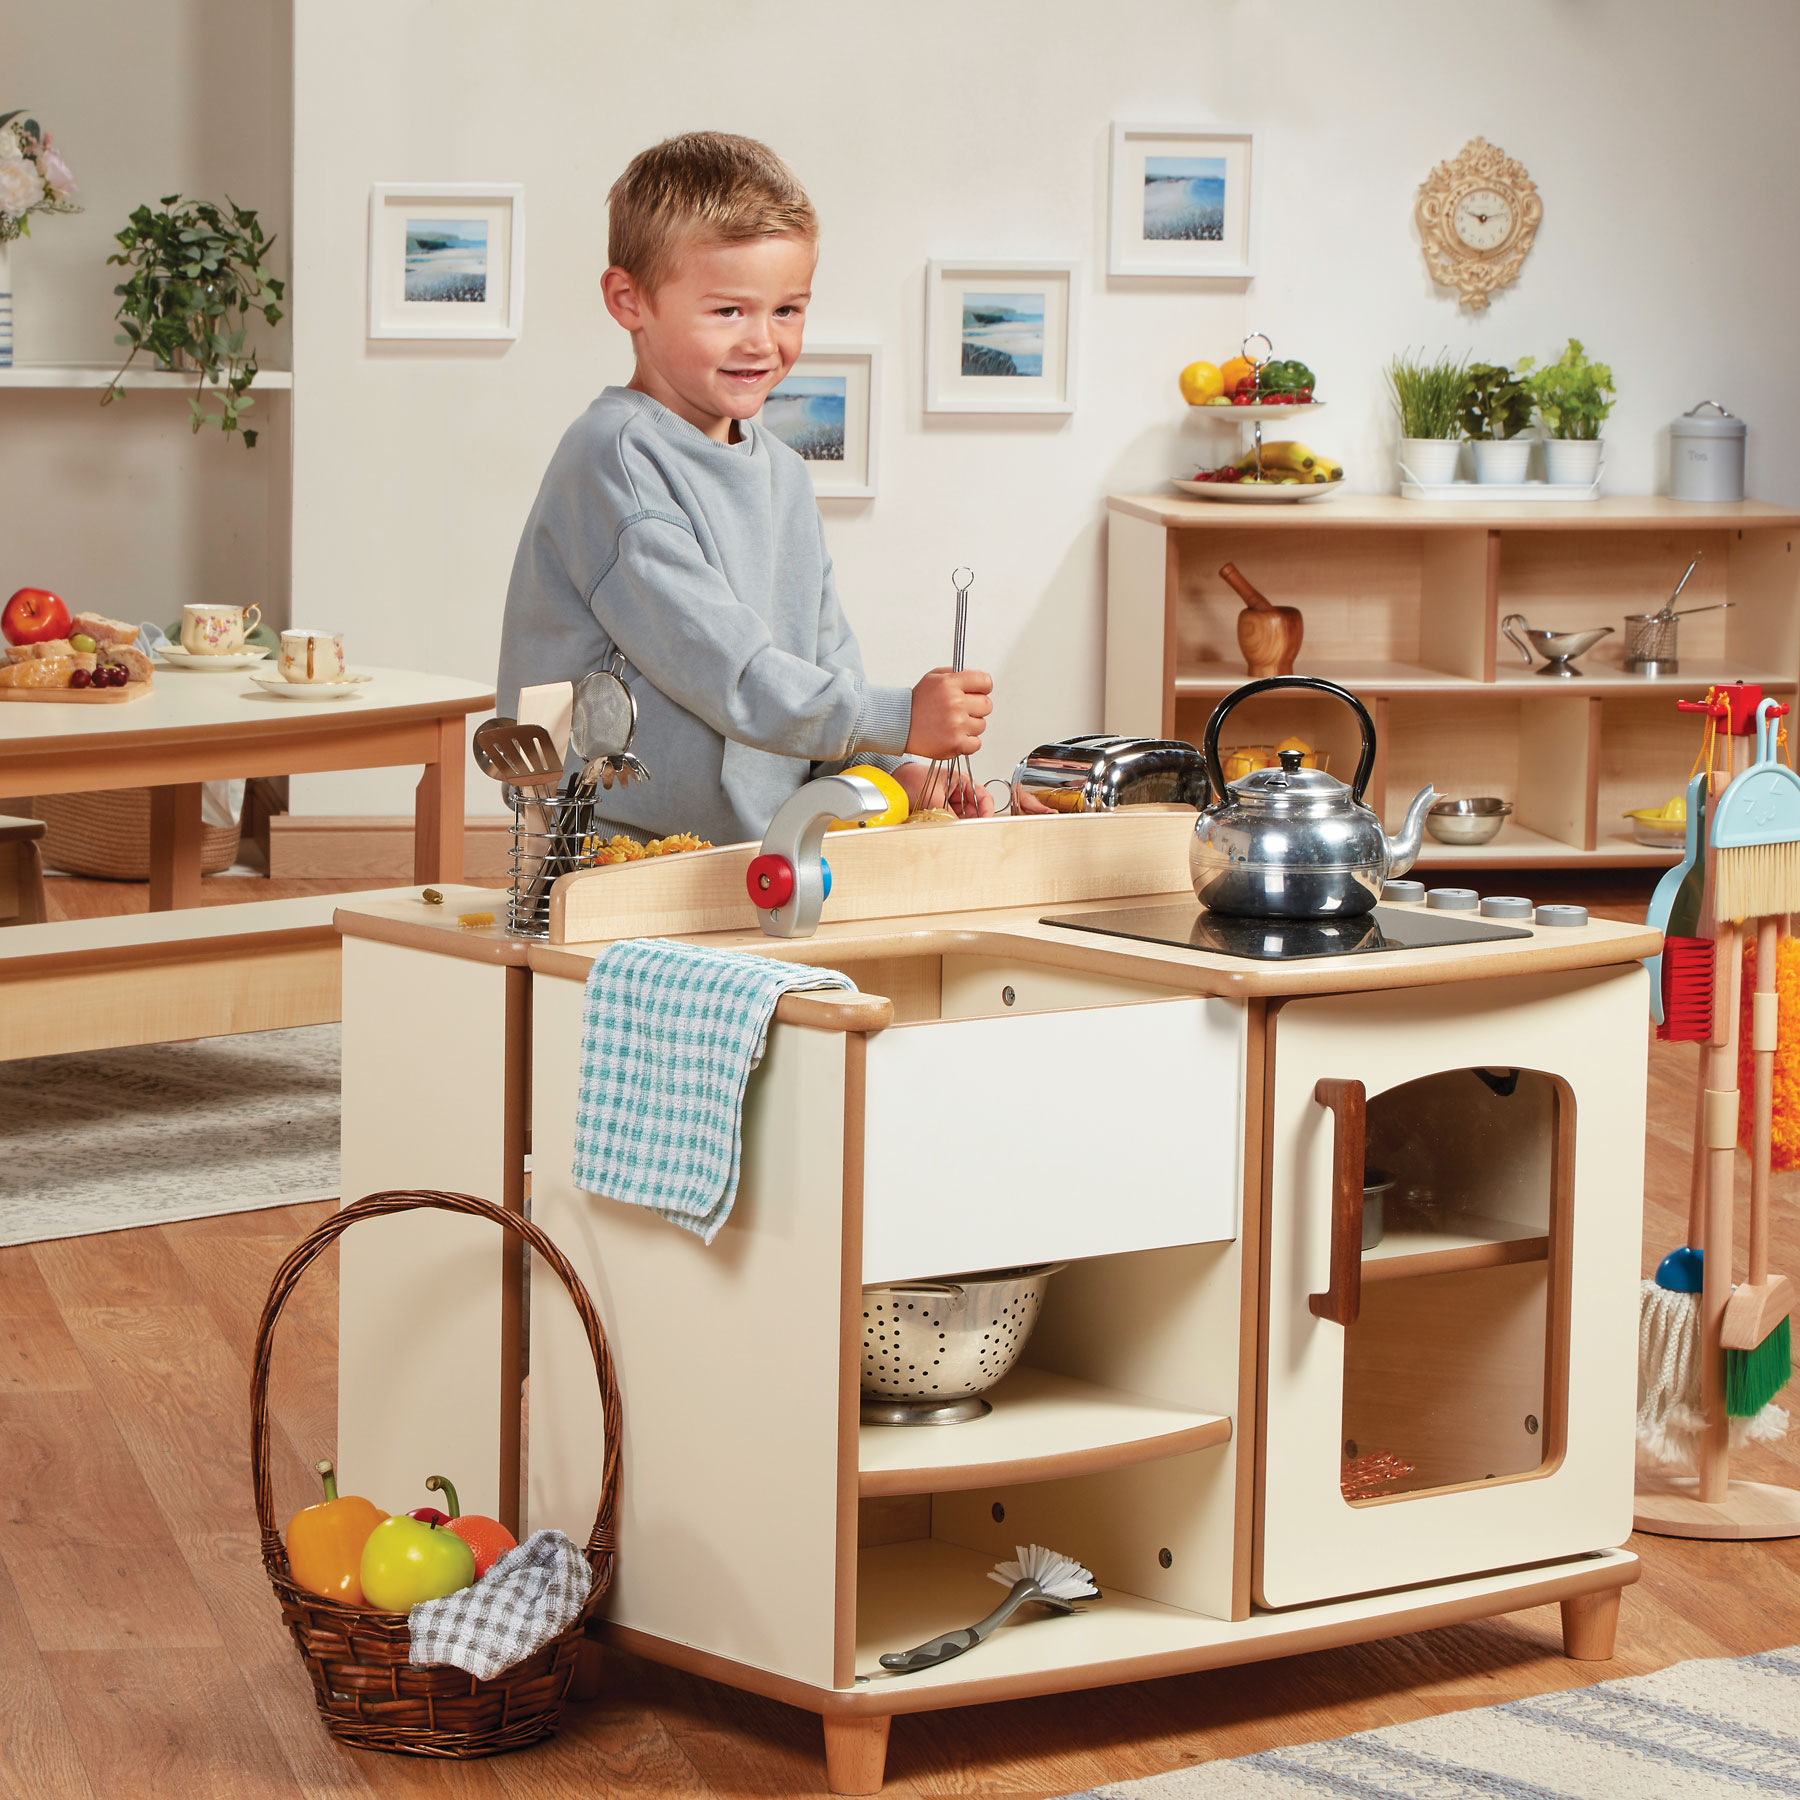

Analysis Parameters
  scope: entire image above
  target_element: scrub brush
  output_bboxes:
[878,1544,1099,1675]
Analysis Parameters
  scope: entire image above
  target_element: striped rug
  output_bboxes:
[1066,1648,1800,1798]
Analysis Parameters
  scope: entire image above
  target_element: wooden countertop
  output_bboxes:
[335,812,1658,1011]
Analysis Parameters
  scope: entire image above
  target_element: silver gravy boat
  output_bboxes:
[1191,677,1438,919]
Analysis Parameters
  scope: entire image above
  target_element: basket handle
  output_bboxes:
[250,1189,621,1596]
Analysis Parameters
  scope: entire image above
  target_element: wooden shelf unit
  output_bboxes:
[1363,1214,1549,1285]
[1106,495,1800,868]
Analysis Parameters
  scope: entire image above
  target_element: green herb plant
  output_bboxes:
[1459,363,1532,442]
[1385,349,1468,440]
[102,194,285,448]
[1517,339,1615,441]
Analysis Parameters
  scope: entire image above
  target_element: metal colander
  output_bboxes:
[860,1263,1064,1425]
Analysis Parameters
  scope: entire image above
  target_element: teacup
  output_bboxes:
[181,602,262,655]
[279,629,348,684]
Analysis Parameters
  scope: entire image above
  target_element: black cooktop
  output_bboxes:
[1041,902,1534,963]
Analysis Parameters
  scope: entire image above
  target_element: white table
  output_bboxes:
[0,665,494,908]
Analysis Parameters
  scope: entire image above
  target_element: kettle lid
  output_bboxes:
[1230,748,1351,810]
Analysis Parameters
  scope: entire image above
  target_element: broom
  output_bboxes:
[1707,700,1799,1421]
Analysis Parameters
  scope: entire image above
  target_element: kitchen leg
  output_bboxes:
[1560,1585,1621,1660]
[823,1714,890,1796]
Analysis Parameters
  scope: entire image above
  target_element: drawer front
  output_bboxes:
[860,996,1243,1282]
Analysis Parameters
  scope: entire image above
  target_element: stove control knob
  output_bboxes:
[1480,895,1534,920]
[1381,879,1425,903]
[1426,887,1479,911]
[1535,904,1589,928]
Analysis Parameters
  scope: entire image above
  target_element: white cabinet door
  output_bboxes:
[1257,966,1646,1609]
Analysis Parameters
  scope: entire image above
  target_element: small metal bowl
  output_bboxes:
[1425,796,1512,846]
[861,1263,1064,1425]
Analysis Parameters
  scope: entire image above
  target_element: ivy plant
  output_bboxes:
[1458,363,1533,442]
[102,194,285,447]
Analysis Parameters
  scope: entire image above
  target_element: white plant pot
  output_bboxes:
[1471,439,1532,484]
[1543,437,1603,485]
[1400,438,1462,484]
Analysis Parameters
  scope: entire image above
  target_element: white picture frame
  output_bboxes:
[367,183,525,340]
[924,260,1078,415]
[1108,125,1257,280]
[759,343,880,498]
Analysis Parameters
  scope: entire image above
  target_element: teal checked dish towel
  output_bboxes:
[572,938,855,1243]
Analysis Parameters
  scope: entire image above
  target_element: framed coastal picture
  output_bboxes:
[367,183,525,339]
[924,260,1078,414]
[759,344,880,497]
[1108,125,1257,279]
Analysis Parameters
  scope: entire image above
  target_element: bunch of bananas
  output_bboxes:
[1232,442,1344,485]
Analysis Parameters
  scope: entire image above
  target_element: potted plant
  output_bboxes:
[1518,339,1614,485]
[1459,363,1533,484]
[1385,350,1468,485]
[102,193,285,447]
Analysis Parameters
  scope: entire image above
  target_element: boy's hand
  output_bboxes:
[907,667,992,759]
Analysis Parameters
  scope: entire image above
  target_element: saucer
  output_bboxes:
[156,645,274,671]
[248,670,372,701]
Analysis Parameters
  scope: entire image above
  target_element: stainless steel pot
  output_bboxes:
[1191,677,1438,919]
[861,1263,1064,1425]
[1009,735,1209,816]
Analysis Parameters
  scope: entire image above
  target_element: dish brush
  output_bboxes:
[878,1544,1099,1675]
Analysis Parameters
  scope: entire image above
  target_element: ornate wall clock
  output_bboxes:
[1415,138,1542,310]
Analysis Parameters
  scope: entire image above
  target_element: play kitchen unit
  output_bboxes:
[332,673,1657,1790]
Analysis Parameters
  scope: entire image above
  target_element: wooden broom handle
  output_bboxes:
[1751,914,1778,1286]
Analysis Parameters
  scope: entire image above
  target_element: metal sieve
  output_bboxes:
[860,1262,1064,1425]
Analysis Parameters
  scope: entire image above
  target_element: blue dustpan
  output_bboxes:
[1712,698,1800,851]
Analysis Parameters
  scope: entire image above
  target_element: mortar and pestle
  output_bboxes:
[1221,562,1303,677]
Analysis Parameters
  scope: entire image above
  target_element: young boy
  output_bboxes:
[496,131,993,846]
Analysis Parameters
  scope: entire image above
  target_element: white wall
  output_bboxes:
[277,0,1797,816]
[3,0,292,630]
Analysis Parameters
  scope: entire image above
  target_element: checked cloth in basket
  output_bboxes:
[408,1529,592,1679]
[572,937,855,1244]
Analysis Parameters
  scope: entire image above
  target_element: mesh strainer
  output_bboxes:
[861,1263,1064,1425]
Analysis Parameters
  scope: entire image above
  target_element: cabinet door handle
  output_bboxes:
[1309,1077,1367,1327]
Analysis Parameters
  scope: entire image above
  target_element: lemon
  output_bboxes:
[829,764,909,830]
[1178,360,1224,406]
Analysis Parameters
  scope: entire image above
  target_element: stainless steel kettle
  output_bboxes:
[1191,677,1438,918]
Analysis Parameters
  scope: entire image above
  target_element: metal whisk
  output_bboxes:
[917,566,975,817]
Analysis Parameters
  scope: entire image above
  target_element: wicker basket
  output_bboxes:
[252,1190,621,1758]
[32,790,241,879]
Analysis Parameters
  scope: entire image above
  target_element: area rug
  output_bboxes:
[0,1025,339,1246]
[1064,1647,1800,1798]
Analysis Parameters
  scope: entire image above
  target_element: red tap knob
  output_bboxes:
[746,854,794,910]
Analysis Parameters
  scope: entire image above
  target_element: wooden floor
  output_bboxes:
[4,869,1798,1799]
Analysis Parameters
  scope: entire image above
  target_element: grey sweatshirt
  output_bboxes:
[495,387,914,847]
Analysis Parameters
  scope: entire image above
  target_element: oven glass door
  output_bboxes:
[1256,968,1645,1610]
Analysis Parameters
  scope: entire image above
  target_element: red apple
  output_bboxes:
[3,588,72,646]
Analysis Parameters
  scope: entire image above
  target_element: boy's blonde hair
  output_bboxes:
[608,132,817,294]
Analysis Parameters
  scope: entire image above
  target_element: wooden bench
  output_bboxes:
[0,884,503,1062]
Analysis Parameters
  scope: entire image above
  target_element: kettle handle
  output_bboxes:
[1202,676,1377,804]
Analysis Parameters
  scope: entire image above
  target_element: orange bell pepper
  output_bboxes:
[286,1459,386,1604]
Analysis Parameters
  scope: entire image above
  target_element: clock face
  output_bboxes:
[1452,187,1514,253]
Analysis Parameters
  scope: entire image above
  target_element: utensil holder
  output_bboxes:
[507,789,593,938]
[251,1189,621,1758]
